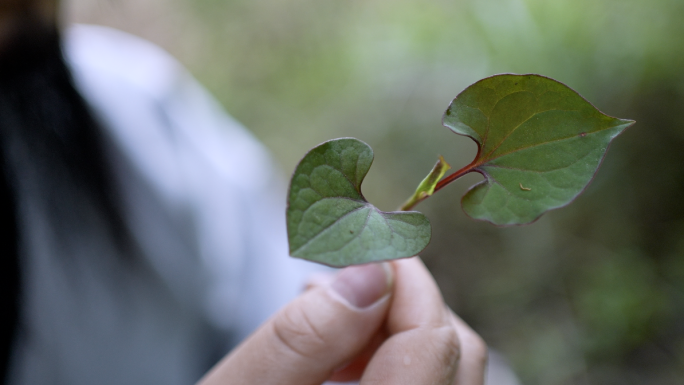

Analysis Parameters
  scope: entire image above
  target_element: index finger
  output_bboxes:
[360,257,461,385]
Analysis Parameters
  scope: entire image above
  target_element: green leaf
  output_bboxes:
[287,138,431,267]
[443,74,634,225]
[399,155,451,211]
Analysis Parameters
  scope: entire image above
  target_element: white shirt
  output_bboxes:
[8,24,319,385]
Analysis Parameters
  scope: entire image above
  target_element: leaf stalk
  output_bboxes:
[399,159,477,211]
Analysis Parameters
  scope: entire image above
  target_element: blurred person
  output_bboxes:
[0,0,494,384]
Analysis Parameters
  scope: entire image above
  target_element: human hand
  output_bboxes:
[197,257,487,385]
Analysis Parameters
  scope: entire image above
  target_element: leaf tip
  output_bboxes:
[437,155,451,170]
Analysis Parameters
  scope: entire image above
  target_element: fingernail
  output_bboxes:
[330,262,393,309]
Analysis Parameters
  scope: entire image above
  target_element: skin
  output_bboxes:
[4,1,489,383]
[199,258,488,385]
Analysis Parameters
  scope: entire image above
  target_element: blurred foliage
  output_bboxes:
[67,0,684,383]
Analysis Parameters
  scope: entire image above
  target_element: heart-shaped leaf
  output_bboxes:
[287,138,431,267]
[443,74,634,225]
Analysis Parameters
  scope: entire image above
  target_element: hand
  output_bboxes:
[197,257,488,385]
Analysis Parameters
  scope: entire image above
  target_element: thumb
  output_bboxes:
[198,262,394,385]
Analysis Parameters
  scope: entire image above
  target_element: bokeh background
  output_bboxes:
[63,0,684,383]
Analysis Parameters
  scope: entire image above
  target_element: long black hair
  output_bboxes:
[0,17,129,382]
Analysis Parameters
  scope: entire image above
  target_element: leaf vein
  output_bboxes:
[481,126,615,165]
[483,108,579,159]
[482,144,596,174]
[293,201,367,254]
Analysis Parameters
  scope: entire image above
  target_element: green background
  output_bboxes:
[66,0,684,383]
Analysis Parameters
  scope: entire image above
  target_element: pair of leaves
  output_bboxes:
[287,74,634,267]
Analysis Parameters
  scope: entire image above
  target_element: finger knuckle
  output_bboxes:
[430,325,462,367]
[272,304,328,360]
[415,326,461,383]
[467,333,489,366]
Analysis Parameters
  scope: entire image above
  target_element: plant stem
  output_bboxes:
[399,161,477,211]
[398,193,425,212]
[433,161,477,193]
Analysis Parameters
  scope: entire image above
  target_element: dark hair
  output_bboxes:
[0,21,129,381]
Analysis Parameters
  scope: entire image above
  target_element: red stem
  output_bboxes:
[401,145,484,211]
[433,143,484,194]
[401,161,479,211]
[433,161,478,193]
